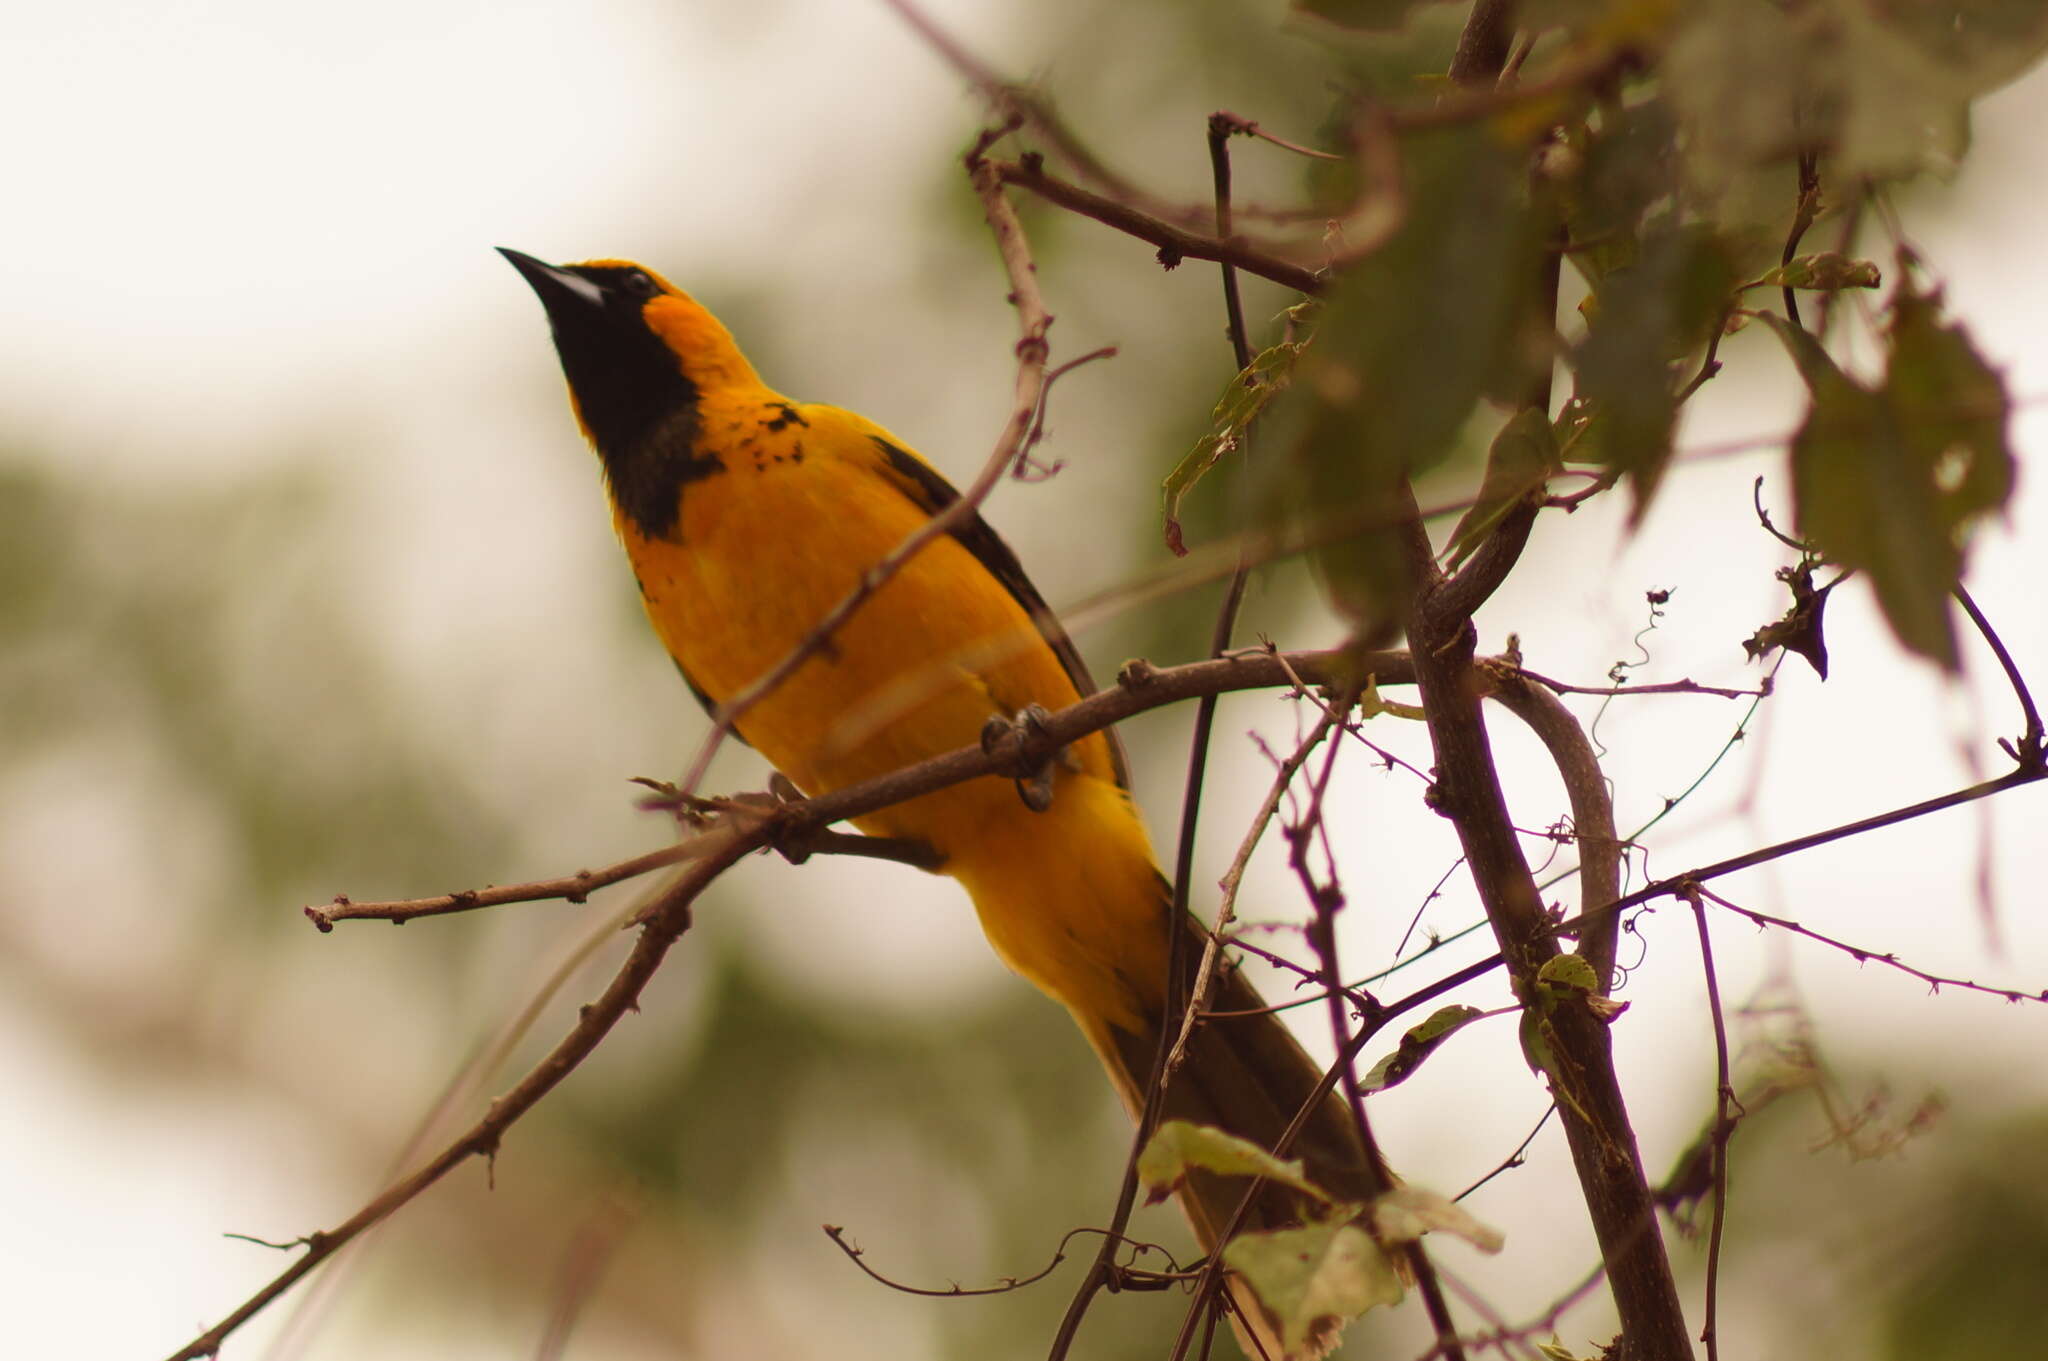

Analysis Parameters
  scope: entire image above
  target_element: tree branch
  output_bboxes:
[165,829,752,1361]
[1484,665,1624,987]
[988,157,1328,296]
[309,649,1417,929]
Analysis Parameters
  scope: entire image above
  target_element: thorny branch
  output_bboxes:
[1696,885,2048,1006]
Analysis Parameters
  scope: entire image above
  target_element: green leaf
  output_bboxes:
[1555,96,1681,289]
[1536,952,1601,997]
[1264,124,1540,639]
[1666,0,2048,186]
[1222,1219,1405,1357]
[1370,1185,1507,1252]
[1571,224,1736,520]
[1136,1119,1329,1206]
[1762,278,2012,670]
[1164,340,1308,556]
[1885,279,2015,529]
[1362,1005,1485,1093]
[1757,253,1884,292]
[1162,436,1223,559]
[1444,409,1562,570]
[1518,1004,1556,1075]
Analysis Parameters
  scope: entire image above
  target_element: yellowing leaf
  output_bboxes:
[1136,1119,1328,1206]
[1371,1185,1507,1252]
[1757,253,1883,291]
[1164,340,1307,556]
[1223,1219,1405,1357]
[1537,953,1601,996]
[1362,1005,1484,1093]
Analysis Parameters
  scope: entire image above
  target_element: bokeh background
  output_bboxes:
[4,3,2045,1358]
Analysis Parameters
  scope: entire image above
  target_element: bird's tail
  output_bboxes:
[1080,917,1392,1359]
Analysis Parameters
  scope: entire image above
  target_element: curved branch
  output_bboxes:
[1485,665,1624,987]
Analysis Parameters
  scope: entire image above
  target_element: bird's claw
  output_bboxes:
[980,704,1059,812]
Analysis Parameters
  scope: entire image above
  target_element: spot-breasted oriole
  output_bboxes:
[503,250,1387,1355]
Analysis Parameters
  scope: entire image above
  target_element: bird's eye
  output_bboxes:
[622,269,658,299]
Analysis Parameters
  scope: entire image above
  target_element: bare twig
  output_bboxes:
[165,828,752,1361]
[1211,110,1342,161]
[1455,1104,1558,1202]
[1781,150,1823,330]
[1516,669,1769,702]
[989,157,1328,295]
[310,649,1418,931]
[1423,1259,1613,1361]
[669,155,1059,801]
[1954,583,2047,768]
[1683,886,1736,1361]
[1056,112,1278,1359]
[1696,885,2048,1006]
[1172,707,1348,1070]
[823,1224,1179,1299]
[309,842,699,928]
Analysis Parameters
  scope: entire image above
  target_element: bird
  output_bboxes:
[502,249,1389,1355]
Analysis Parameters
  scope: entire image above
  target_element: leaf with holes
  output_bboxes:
[1763,277,2011,669]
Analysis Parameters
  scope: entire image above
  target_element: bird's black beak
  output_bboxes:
[498,247,608,319]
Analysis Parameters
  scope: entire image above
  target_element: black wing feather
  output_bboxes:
[869,436,1132,791]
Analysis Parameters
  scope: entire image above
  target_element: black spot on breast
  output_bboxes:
[608,408,724,541]
[762,401,810,432]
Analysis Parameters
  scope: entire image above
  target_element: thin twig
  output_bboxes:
[989,157,1328,296]
[1695,885,2048,1006]
[1058,110,1276,1361]
[823,1225,1177,1299]
[1781,150,1823,330]
[1051,579,1249,1361]
[165,828,752,1361]
[1953,583,2047,768]
[1683,886,1735,1361]
[1173,708,1348,1070]
[313,649,1426,931]
[1516,669,1768,701]
[669,155,1060,800]
[1421,1259,1612,1361]
[1211,110,1342,161]
[1455,1105,1558,1202]
[1386,763,2048,1024]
